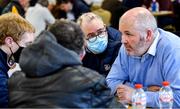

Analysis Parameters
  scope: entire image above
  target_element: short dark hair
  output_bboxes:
[48,19,84,54]
[37,0,49,7]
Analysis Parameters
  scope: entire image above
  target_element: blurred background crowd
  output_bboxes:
[0,0,179,36]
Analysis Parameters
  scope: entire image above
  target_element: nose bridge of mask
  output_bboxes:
[89,36,97,42]
[87,34,108,54]
[98,33,106,39]
[97,34,108,43]
[89,34,106,44]
[89,33,107,42]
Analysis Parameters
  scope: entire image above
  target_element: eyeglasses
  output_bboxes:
[86,27,107,43]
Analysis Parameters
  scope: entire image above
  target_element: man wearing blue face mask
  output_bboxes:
[77,12,122,77]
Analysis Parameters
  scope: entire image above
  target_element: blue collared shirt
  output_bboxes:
[106,28,180,107]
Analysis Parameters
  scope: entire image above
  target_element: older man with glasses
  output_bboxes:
[77,12,122,77]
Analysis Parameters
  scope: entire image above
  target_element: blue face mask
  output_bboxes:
[87,34,108,54]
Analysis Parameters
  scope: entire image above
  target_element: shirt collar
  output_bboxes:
[147,31,159,56]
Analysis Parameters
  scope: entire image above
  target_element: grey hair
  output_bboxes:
[77,12,103,26]
[133,11,158,38]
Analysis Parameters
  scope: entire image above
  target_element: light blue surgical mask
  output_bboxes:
[87,34,108,54]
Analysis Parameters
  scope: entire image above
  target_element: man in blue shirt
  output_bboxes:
[106,7,180,108]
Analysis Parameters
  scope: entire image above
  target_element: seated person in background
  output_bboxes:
[77,12,122,77]
[0,13,35,108]
[2,0,30,17]
[51,0,90,20]
[8,19,113,108]
[47,0,56,11]
[25,0,55,37]
[106,7,180,107]
[0,0,11,15]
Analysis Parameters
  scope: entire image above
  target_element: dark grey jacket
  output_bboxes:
[8,31,113,108]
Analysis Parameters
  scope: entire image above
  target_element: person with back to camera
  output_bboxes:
[106,7,180,108]
[8,19,113,108]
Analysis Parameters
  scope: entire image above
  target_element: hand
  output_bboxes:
[116,84,135,104]
[147,85,161,92]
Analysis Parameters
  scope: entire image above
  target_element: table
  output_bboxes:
[152,11,173,17]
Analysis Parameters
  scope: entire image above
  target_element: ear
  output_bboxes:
[4,37,14,47]
[145,29,153,42]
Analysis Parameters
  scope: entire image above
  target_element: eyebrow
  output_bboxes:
[124,31,134,36]
[87,27,105,35]
[87,32,95,38]
[124,31,130,33]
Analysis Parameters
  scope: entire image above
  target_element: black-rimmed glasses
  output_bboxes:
[86,27,107,43]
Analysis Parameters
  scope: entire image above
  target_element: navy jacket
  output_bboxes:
[0,49,9,108]
[82,27,122,77]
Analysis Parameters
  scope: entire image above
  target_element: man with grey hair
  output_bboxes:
[77,12,122,77]
[106,7,180,107]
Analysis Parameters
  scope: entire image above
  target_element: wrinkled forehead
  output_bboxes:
[82,19,105,36]
[119,16,135,30]
[120,11,136,24]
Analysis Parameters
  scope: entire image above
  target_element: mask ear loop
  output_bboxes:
[7,47,16,68]
[79,47,86,60]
